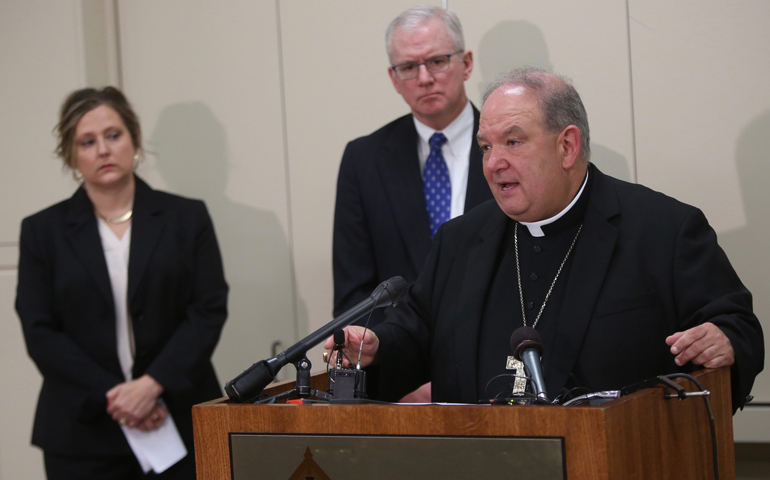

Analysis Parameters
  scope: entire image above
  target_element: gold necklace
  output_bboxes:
[99,209,133,224]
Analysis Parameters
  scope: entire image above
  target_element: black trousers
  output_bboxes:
[44,451,195,480]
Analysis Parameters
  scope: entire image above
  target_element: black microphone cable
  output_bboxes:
[551,386,591,405]
[326,330,355,384]
[355,286,389,369]
[484,373,537,404]
[325,287,390,397]
[662,373,719,480]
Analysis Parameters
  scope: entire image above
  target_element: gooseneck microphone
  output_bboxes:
[510,326,549,402]
[225,276,408,403]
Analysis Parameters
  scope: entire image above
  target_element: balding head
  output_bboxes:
[477,68,588,222]
[483,67,590,163]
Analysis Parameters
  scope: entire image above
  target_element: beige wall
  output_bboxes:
[1,0,768,477]
[627,0,770,401]
[116,0,300,385]
[0,2,91,479]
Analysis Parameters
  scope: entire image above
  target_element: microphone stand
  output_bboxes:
[254,356,332,404]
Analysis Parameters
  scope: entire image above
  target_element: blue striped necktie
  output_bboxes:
[424,132,450,238]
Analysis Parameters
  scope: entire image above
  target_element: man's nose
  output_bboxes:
[484,146,510,173]
[416,64,435,85]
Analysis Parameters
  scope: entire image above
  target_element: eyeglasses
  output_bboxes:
[391,51,464,80]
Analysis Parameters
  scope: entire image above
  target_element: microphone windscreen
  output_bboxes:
[333,328,346,346]
[384,276,408,303]
[224,360,275,402]
[510,326,544,360]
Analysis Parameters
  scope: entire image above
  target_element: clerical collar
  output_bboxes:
[519,170,590,237]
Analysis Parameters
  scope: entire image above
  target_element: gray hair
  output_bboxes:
[482,66,591,162]
[385,5,465,63]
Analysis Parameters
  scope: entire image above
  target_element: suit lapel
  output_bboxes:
[545,167,620,394]
[454,208,509,402]
[127,177,165,304]
[64,187,114,312]
[376,116,432,272]
[464,106,490,212]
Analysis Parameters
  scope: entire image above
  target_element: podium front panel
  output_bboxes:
[230,433,565,479]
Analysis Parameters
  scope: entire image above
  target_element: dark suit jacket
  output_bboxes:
[333,106,493,322]
[373,166,764,410]
[16,176,228,456]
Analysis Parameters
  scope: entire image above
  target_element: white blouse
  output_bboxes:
[97,218,134,382]
[97,217,187,474]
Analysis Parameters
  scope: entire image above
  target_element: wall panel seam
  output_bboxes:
[111,0,123,88]
[625,0,639,184]
[275,0,300,342]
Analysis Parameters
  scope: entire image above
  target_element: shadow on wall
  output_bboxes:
[476,20,631,182]
[719,109,770,399]
[149,102,305,383]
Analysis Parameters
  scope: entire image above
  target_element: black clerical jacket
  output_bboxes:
[373,166,764,411]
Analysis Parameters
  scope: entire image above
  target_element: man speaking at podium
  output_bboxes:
[327,67,764,411]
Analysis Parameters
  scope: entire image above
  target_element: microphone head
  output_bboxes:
[372,276,409,308]
[333,328,346,346]
[510,326,544,361]
[384,276,408,303]
[224,360,276,403]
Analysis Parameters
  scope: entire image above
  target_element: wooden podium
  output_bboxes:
[193,367,734,479]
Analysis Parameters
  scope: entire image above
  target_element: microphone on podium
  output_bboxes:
[510,326,549,403]
[225,276,408,403]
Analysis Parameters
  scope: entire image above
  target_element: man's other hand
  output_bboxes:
[666,322,735,368]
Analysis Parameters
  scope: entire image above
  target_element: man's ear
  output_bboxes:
[559,125,582,169]
[462,50,474,81]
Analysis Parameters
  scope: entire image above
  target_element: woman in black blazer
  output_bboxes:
[16,87,228,480]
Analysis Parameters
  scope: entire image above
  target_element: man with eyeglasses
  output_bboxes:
[333,6,492,344]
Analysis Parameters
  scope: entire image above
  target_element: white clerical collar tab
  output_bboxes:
[520,222,546,237]
[519,170,589,238]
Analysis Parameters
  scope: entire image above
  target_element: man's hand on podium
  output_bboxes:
[666,322,735,369]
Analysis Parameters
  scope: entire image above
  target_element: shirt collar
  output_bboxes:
[413,101,473,160]
[519,169,590,237]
